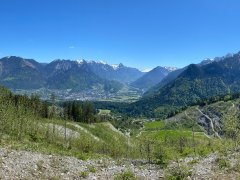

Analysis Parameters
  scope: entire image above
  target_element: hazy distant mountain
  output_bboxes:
[144,59,214,97]
[0,57,123,92]
[141,68,153,73]
[87,61,144,83]
[131,66,173,91]
[144,67,186,97]
[164,66,178,72]
[45,60,99,90]
[0,56,45,89]
[44,59,123,92]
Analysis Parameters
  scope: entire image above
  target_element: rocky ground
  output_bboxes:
[0,148,163,180]
[173,152,240,179]
[0,147,240,179]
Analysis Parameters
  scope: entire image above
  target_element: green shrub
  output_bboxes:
[164,165,192,180]
[87,165,96,173]
[79,171,89,178]
[153,146,168,167]
[216,157,230,169]
[49,176,60,180]
[114,170,137,180]
[36,160,44,171]
[181,147,193,157]
[188,159,198,165]
[198,147,211,157]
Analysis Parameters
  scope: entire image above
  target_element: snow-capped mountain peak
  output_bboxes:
[111,64,120,70]
[76,59,86,64]
[99,60,107,65]
[74,59,127,70]
[88,60,108,65]
[164,66,178,72]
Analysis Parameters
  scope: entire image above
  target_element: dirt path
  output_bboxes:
[67,123,100,141]
[103,122,125,136]
[184,111,211,139]
[47,123,80,139]
[196,107,221,139]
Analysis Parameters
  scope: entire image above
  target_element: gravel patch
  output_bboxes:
[0,148,163,180]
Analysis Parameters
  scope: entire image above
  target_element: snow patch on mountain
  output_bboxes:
[99,60,107,65]
[76,59,85,64]
[111,64,120,70]
[141,68,153,73]
[89,60,107,65]
[164,66,178,72]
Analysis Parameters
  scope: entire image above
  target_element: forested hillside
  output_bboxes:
[129,52,240,118]
[0,86,132,158]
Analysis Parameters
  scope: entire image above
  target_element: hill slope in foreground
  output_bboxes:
[1,86,240,179]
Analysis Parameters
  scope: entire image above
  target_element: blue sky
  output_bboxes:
[1,0,240,69]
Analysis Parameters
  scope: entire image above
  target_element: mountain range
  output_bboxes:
[0,56,179,94]
[3,51,240,119]
[0,56,145,92]
[129,51,240,118]
[86,61,144,83]
[131,66,175,91]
